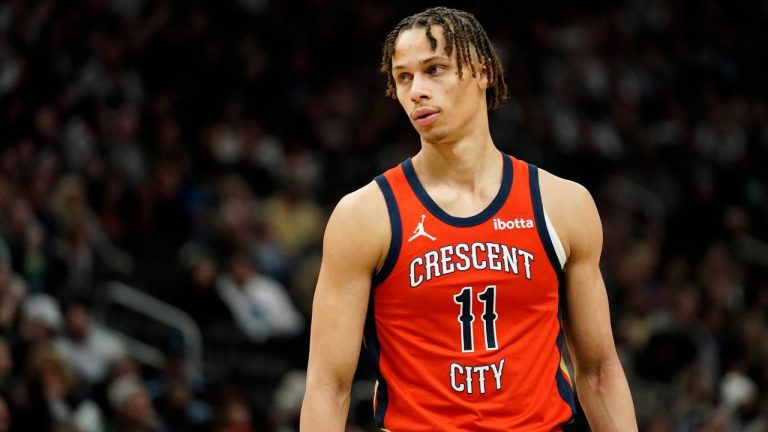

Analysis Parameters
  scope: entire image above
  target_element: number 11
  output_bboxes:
[453,286,498,353]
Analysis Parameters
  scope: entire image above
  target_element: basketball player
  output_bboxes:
[301,7,637,431]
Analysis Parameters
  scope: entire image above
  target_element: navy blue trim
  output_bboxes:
[528,164,563,280]
[363,286,389,427]
[555,325,577,421]
[402,153,512,227]
[367,175,398,426]
[532,164,576,422]
[372,175,402,287]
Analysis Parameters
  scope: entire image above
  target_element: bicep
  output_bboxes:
[307,259,372,389]
[563,260,617,374]
[560,186,618,373]
[305,190,386,394]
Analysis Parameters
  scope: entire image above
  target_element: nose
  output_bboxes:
[410,74,431,102]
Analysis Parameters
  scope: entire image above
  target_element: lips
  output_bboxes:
[412,107,440,125]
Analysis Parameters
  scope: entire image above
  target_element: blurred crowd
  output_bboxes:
[1,0,767,431]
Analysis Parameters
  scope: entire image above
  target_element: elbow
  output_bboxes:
[304,372,354,402]
[301,376,353,426]
[575,354,625,387]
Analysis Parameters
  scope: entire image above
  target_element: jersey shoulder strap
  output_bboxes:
[372,164,407,286]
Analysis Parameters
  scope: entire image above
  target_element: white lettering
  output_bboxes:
[464,366,474,394]
[439,245,455,276]
[487,243,501,271]
[408,243,535,285]
[424,250,439,281]
[409,257,423,287]
[475,365,490,394]
[455,243,470,271]
[471,243,487,269]
[448,359,505,394]
[450,363,464,392]
[492,218,534,230]
[501,245,518,274]
[491,358,505,390]
[518,250,534,279]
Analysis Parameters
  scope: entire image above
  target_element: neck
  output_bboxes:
[412,129,499,190]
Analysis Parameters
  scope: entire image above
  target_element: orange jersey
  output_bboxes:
[364,154,575,431]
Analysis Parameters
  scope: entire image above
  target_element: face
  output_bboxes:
[121,391,155,427]
[229,254,254,285]
[391,25,489,143]
[64,304,90,340]
[192,258,216,288]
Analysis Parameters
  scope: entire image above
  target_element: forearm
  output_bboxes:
[576,359,637,432]
[300,384,351,431]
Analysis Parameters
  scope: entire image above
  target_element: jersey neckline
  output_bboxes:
[401,152,513,227]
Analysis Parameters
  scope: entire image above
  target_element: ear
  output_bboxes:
[477,58,492,90]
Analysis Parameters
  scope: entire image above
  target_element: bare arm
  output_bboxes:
[541,173,637,432]
[300,183,388,431]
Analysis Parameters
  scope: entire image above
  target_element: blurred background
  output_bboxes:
[1,0,767,431]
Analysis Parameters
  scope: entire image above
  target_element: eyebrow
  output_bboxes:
[392,55,450,70]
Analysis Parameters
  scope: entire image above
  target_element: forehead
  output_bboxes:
[392,25,448,64]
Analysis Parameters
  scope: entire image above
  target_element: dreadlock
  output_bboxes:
[380,7,508,110]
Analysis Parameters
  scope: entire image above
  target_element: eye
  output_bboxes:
[396,72,412,84]
[427,64,446,75]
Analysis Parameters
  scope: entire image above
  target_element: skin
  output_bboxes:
[301,25,637,431]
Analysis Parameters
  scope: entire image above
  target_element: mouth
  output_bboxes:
[412,108,439,126]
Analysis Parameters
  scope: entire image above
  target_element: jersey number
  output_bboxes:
[453,286,498,352]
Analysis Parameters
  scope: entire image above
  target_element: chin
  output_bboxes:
[418,126,450,143]
[423,131,450,144]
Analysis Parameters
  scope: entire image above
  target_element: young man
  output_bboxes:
[301,7,637,431]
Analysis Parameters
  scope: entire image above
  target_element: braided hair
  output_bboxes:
[380,7,508,110]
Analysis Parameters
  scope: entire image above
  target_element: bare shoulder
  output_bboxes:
[324,180,391,272]
[537,168,596,214]
[537,168,602,259]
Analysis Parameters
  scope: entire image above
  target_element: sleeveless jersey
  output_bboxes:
[363,154,576,431]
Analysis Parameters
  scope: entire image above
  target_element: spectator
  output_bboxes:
[173,243,231,331]
[54,297,126,388]
[90,356,143,421]
[18,343,103,432]
[46,175,133,298]
[210,388,263,432]
[215,249,303,342]
[146,330,211,431]
[11,294,62,371]
[262,186,324,258]
[107,376,167,432]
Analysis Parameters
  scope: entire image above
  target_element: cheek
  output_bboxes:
[396,92,410,109]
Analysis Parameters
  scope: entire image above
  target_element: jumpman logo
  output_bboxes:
[408,214,437,242]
